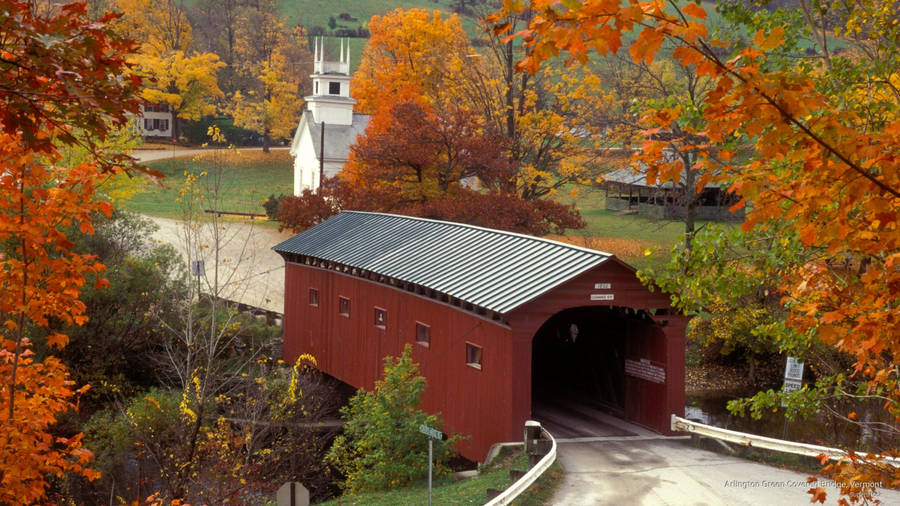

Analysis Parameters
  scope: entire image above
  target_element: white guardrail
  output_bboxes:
[484,427,558,506]
[671,414,900,467]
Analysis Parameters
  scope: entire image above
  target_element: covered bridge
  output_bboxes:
[273,211,687,461]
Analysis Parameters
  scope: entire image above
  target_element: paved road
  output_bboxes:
[148,216,291,315]
[547,415,900,505]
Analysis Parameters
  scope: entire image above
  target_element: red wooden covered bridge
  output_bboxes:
[273,211,687,461]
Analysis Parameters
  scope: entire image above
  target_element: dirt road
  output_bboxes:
[136,147,293,314]
[148,216,292,314]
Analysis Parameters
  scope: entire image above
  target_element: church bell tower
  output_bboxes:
[306,38,355,126]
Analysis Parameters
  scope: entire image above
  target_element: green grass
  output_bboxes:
[553,185,708,270]
[511,460,564,506]
[320,450,531,506]
[123,150,293,220]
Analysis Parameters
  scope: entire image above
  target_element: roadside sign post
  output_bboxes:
[419,424,446,506]
[191,260,204,298]
[428,437,433,506]
[781,356,805,439]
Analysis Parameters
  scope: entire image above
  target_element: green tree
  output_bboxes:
[326,345,459,494]
[55,212,187,407]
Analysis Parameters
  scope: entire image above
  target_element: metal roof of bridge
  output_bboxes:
[273,211,612,314]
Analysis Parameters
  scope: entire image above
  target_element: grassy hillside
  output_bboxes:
[182,0,484,71]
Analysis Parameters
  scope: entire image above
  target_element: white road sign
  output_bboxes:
[784,357,804,381]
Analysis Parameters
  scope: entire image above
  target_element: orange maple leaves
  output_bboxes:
[1,1,145,501]
[0,348,99,504]
[495,1,899,502]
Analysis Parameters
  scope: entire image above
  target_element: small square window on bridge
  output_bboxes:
[416,322,430,347]
[466,343,482,370]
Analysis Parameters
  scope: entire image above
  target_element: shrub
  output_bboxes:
[325,345,460,494]
[263,193,287,220]
[276,189,338,233]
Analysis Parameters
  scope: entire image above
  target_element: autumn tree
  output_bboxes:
[352,8,472,114]
[353,7,611,206]
[460,5,614,200]
[116,0,224,140]
[114,0,192,55]
[188,0,243,93]
[346,99,512,201]
[336,8,587,235]
[493,0,900,501]
[0,0,143,501]
[231,5,309,151]
[137,50,225,140]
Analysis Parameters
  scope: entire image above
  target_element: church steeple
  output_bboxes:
[306,37,355,126]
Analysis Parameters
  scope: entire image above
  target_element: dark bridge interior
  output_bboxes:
[531,306,637,438]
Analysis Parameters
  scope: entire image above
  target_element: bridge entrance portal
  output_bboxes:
[531,306,670,437]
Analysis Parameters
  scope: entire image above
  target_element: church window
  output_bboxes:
[329,82,340,95]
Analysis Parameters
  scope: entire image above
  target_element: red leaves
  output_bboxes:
[808,486,827,503]
[672,46,705,67]
[46,333,69,349]
[0,2,134,500]
[0,1,142,168]
[0,345,94,503]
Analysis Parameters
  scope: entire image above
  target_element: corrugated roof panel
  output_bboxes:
[273,211,612,314]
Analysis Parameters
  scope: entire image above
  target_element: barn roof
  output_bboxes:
[273,211,613,314]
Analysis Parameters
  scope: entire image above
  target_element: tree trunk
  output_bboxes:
[263,131,271,153]
[171,109,179,144]
[682,151,699,251]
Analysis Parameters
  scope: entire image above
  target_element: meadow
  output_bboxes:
[123,149,294,220]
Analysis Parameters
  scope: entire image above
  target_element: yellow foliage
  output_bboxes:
[352,8,471,114]
[231,49,302,140]
[114,0,193,56]
[136,50,224,121]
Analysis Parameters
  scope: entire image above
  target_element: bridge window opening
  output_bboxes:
[309,288,318,306]
[416,322,430,347]
[466,343,482,370]
[338,296,350,316]
[374,307,386,328]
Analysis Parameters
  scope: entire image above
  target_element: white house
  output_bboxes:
[137,103,173,138]
[289,38,369,195]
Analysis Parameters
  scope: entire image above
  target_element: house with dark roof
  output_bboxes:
[289,38,369,195]
[274,211,687,461]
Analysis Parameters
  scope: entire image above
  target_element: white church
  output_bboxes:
[289,38,370,195]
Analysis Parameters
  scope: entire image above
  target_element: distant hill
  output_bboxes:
[277,0,482,34]
[277,0,486,70]
[181,0,485,71]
